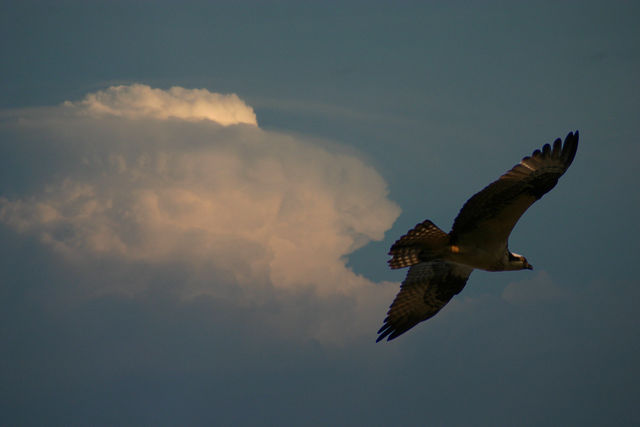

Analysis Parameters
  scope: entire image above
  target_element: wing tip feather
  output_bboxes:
[561,130,579,168]
[376,323,409,342]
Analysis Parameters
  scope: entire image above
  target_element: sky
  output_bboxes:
[1,1,639,425]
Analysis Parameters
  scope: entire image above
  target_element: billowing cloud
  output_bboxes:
[63,83,258,126]
[0,84,400,342]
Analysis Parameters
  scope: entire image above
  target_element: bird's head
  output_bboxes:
[507,252,533,271]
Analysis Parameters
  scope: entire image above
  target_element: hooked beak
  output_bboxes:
[525,262,533,270]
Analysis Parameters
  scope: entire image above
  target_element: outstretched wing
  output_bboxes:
[450,131,579,249]
[377,261,473,342]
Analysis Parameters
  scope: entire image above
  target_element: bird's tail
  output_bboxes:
[388,219,450,269]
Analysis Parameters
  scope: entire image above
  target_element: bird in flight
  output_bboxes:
[377,131,579,342]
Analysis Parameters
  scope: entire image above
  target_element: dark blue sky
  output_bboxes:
[1,1,639,425]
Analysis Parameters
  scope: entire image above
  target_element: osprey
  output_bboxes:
[377,131,579,342]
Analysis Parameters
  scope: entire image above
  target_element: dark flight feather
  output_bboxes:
[377,261,472,342]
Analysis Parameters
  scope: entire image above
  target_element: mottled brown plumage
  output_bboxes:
[377,261,472,341]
